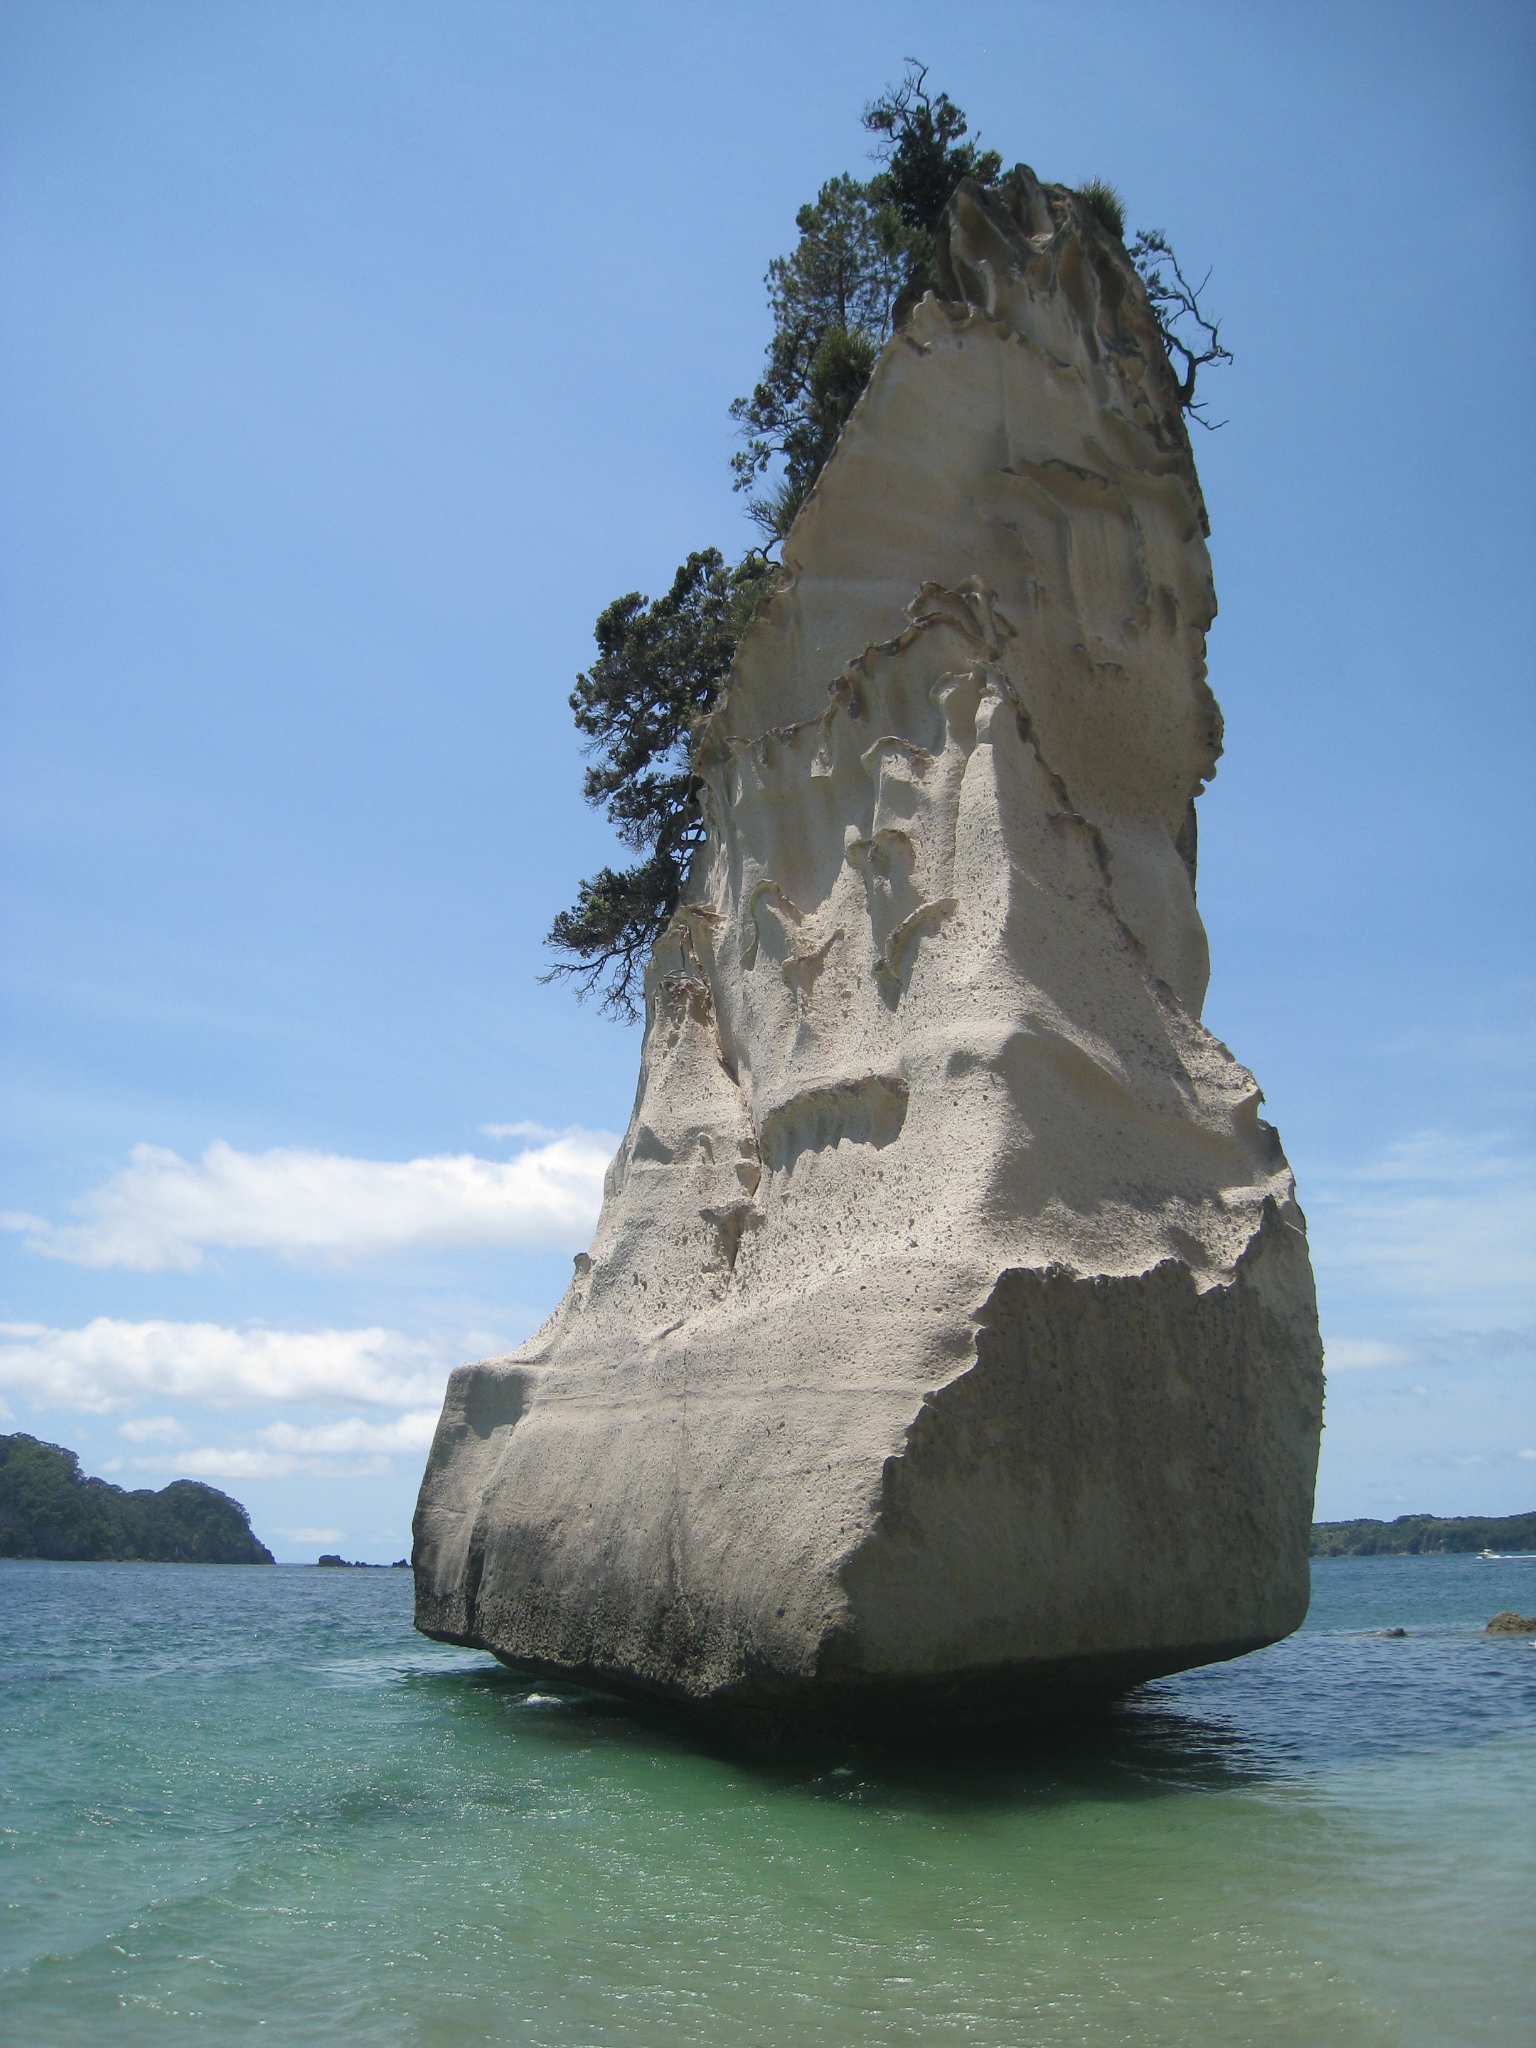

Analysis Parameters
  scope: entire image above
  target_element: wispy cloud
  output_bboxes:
[0,1318,452,1413]
[1321,1325,1536,1376]
[118,1414,187,1443]
[122,1412,441,1482]
[1307,1127,1536,1317]
[1323,1337,1412,1371]
[116,1412,436,1464]
[1,1126,617,1272]
[156,1446,390,1482]
[255,1412,439,1455]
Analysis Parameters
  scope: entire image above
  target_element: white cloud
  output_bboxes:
[1322,1327,1536,1376]
[155,1445,392,1481]
[280,1527,345,1544]
[144,1411,444,1483]
[155,1446,314,1481]
[119,1414,187,1443]
[1,1126,617,1272]
[1323,1337,1412,1371]
[254,1412,439,1455]
[481,1121,559,1142]
[0,1318,452,1413]
[1327,1327,1536,1376]
[1521,1449,1536,1463]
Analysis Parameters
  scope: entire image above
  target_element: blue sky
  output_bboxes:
[2,0,1532,1559]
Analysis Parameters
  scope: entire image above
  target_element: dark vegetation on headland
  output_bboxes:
[0,1433,273,1563]
[1311,1511,1536,1557]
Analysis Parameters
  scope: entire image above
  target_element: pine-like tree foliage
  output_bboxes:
[863,59,1001,301]
[728,67,1002,545]
[728,176,905,542]
[544,64,1228,1019]
[864,63,1003,228]
[542,549,773,1021]
[550,73,1013,1019]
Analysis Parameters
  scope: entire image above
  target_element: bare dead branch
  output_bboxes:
[1130,228,1233,428]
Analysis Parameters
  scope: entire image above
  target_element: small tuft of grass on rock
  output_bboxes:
[1078,178,1125,241]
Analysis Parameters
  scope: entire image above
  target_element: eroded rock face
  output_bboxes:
[413,170,1325,1735]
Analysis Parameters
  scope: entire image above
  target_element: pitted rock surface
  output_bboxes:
[413,171,1325,1735]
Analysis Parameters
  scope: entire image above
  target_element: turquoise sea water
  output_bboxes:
[1,1557,1532,2045]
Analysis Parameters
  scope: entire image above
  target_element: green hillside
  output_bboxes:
[0,1433,273,1563]
[1311,1511,1536,1557]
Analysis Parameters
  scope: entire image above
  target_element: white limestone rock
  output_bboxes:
[413,170,1324,1735]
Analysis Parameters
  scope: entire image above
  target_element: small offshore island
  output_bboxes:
[0,1433,273,1563]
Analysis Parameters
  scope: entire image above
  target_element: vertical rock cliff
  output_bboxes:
[414,170,1325,1735]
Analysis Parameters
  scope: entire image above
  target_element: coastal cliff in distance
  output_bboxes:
[414,168,1325,1737]
[0,1434,273,1563]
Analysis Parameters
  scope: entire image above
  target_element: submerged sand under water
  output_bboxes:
[1,1554,1531,2046]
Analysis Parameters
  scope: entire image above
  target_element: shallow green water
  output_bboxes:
[2,1556,1531,2045]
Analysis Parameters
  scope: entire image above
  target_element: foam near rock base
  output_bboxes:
[412,169,1325,1736]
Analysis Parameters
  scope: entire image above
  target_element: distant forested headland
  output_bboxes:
[1311,1512,1536,1557]
[0,1433,273,1563]
[5,1428,1531,1569]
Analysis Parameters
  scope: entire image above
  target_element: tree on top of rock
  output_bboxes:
[863,61,1001,312]
[727,177,905,544]
[728,63,1002,545]
[542,550,772,1021]
[542,66,1231,1021]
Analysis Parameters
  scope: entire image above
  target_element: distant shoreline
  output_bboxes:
[6,1428,1531,1568]
[1311,1511,1536,1557]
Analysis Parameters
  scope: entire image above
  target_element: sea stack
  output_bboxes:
[414,170,1325,1735]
